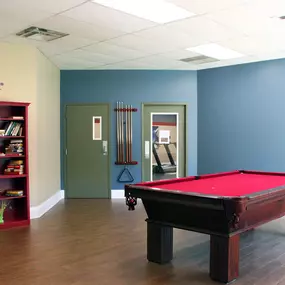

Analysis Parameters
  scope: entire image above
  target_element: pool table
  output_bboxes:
[124,170,285,283]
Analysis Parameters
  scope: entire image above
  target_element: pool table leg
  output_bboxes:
[147,221,173,264]
[210,234,240,283]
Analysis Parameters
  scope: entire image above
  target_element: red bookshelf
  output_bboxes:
[0,101,30,229]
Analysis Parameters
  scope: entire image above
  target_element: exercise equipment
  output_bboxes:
[152,142,177,174]
[115,102,138,183]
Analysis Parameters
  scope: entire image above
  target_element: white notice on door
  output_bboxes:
[93,116,102,140]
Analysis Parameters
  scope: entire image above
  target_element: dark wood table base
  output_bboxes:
[147,220,240,283]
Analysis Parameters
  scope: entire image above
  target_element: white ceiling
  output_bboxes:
[1,0,285,70]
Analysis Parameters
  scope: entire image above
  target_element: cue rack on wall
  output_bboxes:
[115,101,138,183]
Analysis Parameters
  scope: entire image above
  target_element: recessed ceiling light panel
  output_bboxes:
[186,43,244,60]
[91,0,195,23]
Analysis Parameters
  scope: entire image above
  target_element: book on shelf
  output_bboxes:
[0,116,24,120]
[4,160,24,175]
[0,122,23,136]
[0,189,24,197]
[0,139,24,157]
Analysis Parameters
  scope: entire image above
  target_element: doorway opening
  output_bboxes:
[151,113,179,181]
[142,103,187,182]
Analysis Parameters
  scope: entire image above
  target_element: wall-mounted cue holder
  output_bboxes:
[114,101,138,183]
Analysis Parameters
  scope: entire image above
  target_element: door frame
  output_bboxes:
[63,103,111,198]
[141,102,188,181]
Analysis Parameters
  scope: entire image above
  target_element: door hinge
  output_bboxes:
[65,149,68,155]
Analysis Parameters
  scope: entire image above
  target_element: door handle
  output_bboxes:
[102,140,108,155]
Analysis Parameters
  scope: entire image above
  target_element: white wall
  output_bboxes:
[0,43,60,207]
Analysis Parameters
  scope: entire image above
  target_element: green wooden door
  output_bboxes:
[142,104,186,182]
[65,104,110,198]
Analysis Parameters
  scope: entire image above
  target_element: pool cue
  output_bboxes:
[116,101,119,162]
[118,101,121,162]
[119,101,122,162]
[120,101,123,162]
[121,102,125,162]
[128,105,132,162]
[125,105,129,162]
[128,105,130,162]
[130,104,132,162]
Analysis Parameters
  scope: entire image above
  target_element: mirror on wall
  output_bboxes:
[151,113,178,181]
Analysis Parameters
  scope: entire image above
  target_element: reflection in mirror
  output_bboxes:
[151,113,178,181]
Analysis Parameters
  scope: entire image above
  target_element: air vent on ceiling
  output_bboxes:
[180,55,219,65]
[16,26,69,42]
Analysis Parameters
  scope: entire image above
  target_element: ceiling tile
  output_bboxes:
[243,0,285,18]
[207,5,272,36]
[0,35,44,48]
[52,55,103,66]
[1,0,88,14]
[35,15,124,42]
[165,15,243,45]
[216,36,263,56]
[57,49,120,64]
[195,55,261,70]
[100,60,158,69]
[36,35,96,57]
[106,34,176,54]
[217,35,285,56]
[0,5,53,38]
[132,54,193,69]
[167,0,247,15]
[62,2,157,33]
[134,25,208,49]
[0,16,29,38]
[159,49,201,60]
[82,42,148,60]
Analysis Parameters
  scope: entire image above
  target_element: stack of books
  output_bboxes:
[4,160,24,175]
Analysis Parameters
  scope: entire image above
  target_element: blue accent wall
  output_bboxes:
[61,70,197,189]
[198,58,285,174]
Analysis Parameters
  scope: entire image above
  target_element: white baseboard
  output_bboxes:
[111,189,125,198]
[30,190,65,219]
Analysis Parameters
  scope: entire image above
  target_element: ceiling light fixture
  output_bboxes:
[186,43,244,60]
[91,0,195,23]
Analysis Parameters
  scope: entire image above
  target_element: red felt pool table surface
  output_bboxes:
[138,171,285,197]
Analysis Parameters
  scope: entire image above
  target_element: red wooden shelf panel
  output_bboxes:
[0,101,30,107]
[0,219,29,229]
[0,118,24,121]
[0,195,26,200]
[0,155,25,159]
[0,174,27,179]
[0,136,25,139]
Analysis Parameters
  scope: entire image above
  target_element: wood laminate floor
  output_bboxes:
[1,199,285,285]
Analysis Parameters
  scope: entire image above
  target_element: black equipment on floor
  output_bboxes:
[152,142,176,174]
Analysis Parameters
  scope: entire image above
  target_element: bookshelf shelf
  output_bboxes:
[0,155,25,159]
[0,118,24,121]
[0,101,30,230]
[0,219,29,229]
[0,136,25,139]
[0,175,27,178]
[0,195,26,200]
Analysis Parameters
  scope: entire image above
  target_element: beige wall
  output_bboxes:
[0,43,60,206]
[36,51,60,205]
